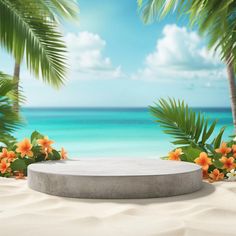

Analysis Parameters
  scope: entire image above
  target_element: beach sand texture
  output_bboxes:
[1,177,236,236]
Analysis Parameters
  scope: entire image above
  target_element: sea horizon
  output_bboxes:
[22,106,232,109]
[15,107,234,159]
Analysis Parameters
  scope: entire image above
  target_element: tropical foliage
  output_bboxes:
[0,0,79,157]
[1,0,79,112]
[138,0,236,130]
[0,131,67,178]
[0,0,78,87]
[151,98,236,182]
[150,98,225,149]
[0,73,21,145]
[138,0,236,67]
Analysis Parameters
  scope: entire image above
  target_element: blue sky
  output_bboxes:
[0,0,230,107]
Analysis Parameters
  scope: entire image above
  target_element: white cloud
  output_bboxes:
[133,24,226,84]
[64,32,124,80]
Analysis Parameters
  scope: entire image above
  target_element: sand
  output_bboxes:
[1,177,236,236]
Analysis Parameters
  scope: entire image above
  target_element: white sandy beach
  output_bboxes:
[1,177,236,236]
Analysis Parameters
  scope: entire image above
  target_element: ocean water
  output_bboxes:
[15,108,234,158]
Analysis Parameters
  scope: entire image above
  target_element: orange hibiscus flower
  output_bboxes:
[7,151,16,162]
[194,152,212,171]
[0,148,9,159]
[168,148,182,161]
[0,148,16,162]
[61,148,67,160]
[38,137,54,158]
[16,138,33,157]
[37,137,54,149]
[208,169,224,182]
[215,142,231,156]
[232,145,236,158]
[0,159,11,174]
[220,156,236,171]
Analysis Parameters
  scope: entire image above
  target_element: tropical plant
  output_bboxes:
[138,0,236,131]
[0,72,21,145]
[150,98,225,150]
[150,98,236,182]
[0,0,79,111]
[0,131,67,178]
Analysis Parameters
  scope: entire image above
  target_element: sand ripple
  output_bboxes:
[0,178,236,236]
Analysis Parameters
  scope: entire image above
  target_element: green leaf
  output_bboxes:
[35,153,46,162]
[212,160,223,169]
[24,158,35,166]
[205,143,215,153]
[50,149,61,160]
[31,130,44,143]
[0,73,22,145]
[11,158,27,171]
[213,127,226,149]
[201,120,217,144]
[31,145,42,154]
[150,98,218,147]
[182,146,202,162]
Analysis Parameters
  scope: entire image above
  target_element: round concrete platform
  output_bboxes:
[27,159,203,199]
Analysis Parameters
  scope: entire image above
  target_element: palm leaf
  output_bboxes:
[38,0,79,22]
[150,98,224,147]
[0,72,22,145]
[138,0,236,71]
[0,0,68,87]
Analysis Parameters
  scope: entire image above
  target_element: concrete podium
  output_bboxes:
[28,159,202,199]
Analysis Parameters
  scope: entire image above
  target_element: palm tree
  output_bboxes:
[138,0,236,131]
[0,72,21,146]
[0,0,79,111]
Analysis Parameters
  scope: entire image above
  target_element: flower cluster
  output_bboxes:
[167,140,236,183]
[0,131,67,179]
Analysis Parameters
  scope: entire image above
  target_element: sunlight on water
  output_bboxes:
[15,108,234,158]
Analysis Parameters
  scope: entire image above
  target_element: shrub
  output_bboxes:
[0,131,67,178]
[150,98,236,182]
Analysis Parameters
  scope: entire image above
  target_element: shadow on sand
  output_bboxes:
[63,182,215,205]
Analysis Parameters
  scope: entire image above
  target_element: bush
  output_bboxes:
[0,131,67,178]
[150,98,236,182]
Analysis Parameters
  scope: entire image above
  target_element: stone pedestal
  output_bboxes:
[28,159,202,199]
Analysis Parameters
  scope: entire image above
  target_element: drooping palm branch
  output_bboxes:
[138,0,236,69]
[150,98,225,148]
[0,0,79,87]
[138,0,236,130]
[38,0,79,22]
[8,0,79,111]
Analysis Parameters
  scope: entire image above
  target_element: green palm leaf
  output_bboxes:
[0,0,70,87]
[138,0,236,72]
[138,0,236,130]
[150,98,224,148]
[38,0,79,22]
[0,72,22,145]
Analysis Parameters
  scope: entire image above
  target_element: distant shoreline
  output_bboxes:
[21,107,232,111]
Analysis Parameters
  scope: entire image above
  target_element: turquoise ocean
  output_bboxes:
[15,108,234,158]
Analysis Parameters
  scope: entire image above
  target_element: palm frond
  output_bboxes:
[38,0,79,22]
[0,72,22,145]
[150,98,224,147]
[138,0,236,70]
[0,0,67,87]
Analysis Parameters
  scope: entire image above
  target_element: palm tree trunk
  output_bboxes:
[226,62,236,131]
[13,62,20,113]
